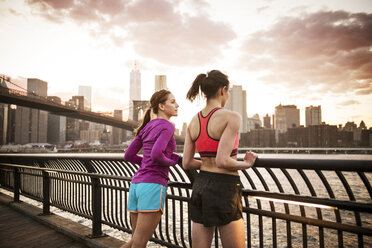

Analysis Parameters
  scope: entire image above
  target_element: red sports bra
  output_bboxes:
[194,107,239,157]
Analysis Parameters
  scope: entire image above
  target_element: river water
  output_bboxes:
[1,153,371,247]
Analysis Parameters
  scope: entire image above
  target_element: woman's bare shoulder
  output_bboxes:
[217,108,242,121]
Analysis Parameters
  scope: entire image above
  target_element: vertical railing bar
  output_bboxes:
[335,171,363,247]
[280,168,302,248]
[98,160,116,226]
[315,170,343,247]
[111,161,126,227]
[357,171,372,199]
[252,167,276,248]
[171,194,178,245]
[241,169,257,248]
[297,169,324,248]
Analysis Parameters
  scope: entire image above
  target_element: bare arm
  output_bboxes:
[216,112,257,170]
[182,127,201,170]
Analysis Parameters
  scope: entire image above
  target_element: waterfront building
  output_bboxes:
[263,114,271,129]
[129,63,141,120]
[78,85,92,110]
[80,130,100,144]
[14,78,48,144]
[112,110,127,144]
[0,103,8,145]
[343,121,357,132]
[0,79,9,145]
[274,104,300,143]
[305,105,321,127]
[181,122,187,137]
[155,75,167,91]
[224,85,247,133]
[47,96,66,145]
[246,114,262,131]
[286,124,337,147]
[6,107,15,144]
[240,129,276,147]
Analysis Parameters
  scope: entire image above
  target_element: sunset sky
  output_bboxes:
[0,0,371,130]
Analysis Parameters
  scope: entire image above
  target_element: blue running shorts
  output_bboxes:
[127,183,167,213]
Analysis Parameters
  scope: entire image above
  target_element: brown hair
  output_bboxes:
[134,89,171,136]
[186,70,229,102]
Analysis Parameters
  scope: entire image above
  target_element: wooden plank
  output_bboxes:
[0,205,88,248]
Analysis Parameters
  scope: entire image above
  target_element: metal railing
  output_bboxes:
[0,154,371,247]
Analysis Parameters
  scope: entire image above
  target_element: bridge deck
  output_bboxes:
[0,204,88,248]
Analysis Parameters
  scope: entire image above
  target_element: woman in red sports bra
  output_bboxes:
[183,70,257,248]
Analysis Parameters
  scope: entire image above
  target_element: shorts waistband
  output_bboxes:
[198,170,241,183]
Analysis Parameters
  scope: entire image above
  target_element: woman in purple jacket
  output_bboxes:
[121,90,180,248]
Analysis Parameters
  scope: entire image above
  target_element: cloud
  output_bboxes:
[26,0,236,66]
[238,10,372,96]
[338,100,360,106]
[257,6,269,13]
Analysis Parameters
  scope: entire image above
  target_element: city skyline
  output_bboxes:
[0,0,371,130]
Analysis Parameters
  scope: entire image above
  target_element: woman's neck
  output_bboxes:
[205,98,222,111]
[156,112,171,121]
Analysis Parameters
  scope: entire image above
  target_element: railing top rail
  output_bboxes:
[0,162,132,181]
[1,153,371,171]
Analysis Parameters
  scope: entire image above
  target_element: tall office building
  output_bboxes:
[78,85,92,110]
[305,105,321,127]
[224,85,247,133]
[112,110,127,144]
[129,63,141,120]
[47,96,66,145]
[0,79,9,145]
[274,104,300,133]
[263,114,271,129]
[15,78,48,144]
[66,96,88,141]
[0,103,8,145]
[155,75,167,91]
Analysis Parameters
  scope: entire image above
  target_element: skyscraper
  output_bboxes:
[47,96,66,145]
[15,78,48,144]
[274,104,300,133]
[112,110,126,144]
[155,75,167,91]
[0,79,9,145]
[78,85,92,110]
[263,114,271,128]
[305,105,321,127]
[224,85,247,133]
[66,96,88,141]
[129,63,141,120]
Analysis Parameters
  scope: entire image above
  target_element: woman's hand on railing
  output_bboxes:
[243,151,258,168]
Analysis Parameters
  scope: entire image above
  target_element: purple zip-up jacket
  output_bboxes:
[124,118,179,187]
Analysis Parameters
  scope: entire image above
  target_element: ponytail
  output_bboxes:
[187,70,229,102]
[186,73,206,102]
[134,108,151,136]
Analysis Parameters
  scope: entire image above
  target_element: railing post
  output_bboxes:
[81,159,104,238]
[13,168,20,202]
[42,171,50,215]
[91,176,103,237]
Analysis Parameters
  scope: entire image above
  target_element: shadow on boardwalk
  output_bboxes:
[0,204,88,248]
[0,193,123,248]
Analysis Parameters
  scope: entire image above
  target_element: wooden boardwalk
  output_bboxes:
[0,204,89,248]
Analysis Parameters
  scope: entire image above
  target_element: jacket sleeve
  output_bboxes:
[124,135,143,165]
[151,126,179,167]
